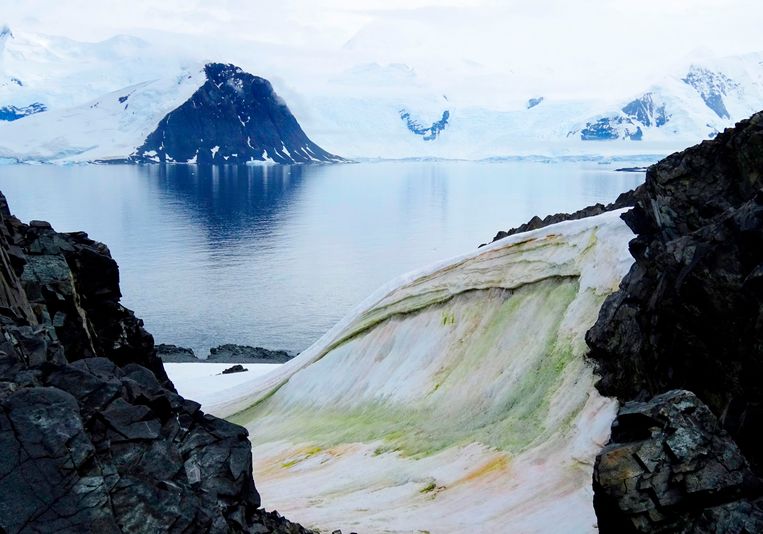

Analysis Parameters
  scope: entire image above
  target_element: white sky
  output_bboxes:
[2,0,763,104]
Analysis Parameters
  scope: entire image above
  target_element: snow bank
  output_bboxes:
[206,210,635,533]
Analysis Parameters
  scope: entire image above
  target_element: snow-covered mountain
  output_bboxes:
[0,29,340,164]
[297,54,763,160]
[0,26,762,163]
[567,55,763,144]
[132,63,341,164]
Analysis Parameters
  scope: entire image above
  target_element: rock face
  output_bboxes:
[0,194,167,387]
[594,390,763,533]
[0,357,261,533]
[132,63,343,165]
[0,191,312,533]
[586,111,763,472]
[208,344,294,364]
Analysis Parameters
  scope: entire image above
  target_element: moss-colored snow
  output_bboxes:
[236,277,591,458]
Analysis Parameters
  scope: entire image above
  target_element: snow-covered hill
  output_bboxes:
[0,26,762,163]
[198,210,634,533]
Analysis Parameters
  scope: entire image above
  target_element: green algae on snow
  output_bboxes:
[235,277,599,458]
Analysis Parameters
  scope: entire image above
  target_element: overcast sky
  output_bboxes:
[2,0,762,103]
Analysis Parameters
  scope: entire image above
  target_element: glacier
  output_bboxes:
[190,210,635,533]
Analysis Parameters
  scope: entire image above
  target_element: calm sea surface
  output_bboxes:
[0,162,645,355]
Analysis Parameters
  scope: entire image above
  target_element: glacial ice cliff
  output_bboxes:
[206,210,635,533]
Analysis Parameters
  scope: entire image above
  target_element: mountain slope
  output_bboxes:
[132,63,342,164]
[297,53,763,160]
[568,55,763,144]
[201,210,634,533]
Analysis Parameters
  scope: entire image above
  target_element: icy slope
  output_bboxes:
[568,53,763,145]
[0,26,188,112]
[0,69,205,162]
[207,210,634,533]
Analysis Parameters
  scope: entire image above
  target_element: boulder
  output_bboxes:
[593,390,763,533]
[222,364,248,375]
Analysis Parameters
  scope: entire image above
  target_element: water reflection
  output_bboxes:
[0,161,646,355]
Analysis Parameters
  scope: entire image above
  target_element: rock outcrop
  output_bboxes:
[156,343,199,363]
[586,111,763,472]
[0,191,312,533]
[223,364,249,375]
[594,390,763,533]
[132,63,343,165]
[586,111,763,531]
[209,344,294,364]
[484,188,638,246]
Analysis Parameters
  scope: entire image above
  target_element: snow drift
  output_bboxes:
[205,210,635,533]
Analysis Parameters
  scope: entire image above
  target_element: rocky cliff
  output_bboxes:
[0,192,311,533]
[132,63,343,165]
[586,111,763,531]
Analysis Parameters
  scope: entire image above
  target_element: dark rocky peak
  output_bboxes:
[586,110,763,472]
[132,62,343,165]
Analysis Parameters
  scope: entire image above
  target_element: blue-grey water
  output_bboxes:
[0,162,645,356]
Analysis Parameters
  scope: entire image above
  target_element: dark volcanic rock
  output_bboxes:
[483,187,639,246]
[132,63,343,165]
[0,191,313,533]
[156,343,199,363]
[593,390,763,533]
[586,111,763,472]
[222,364,248,375]
[15,216,168,387]
[208,344,294,364]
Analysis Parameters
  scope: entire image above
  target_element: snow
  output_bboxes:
[0,69,205,162]
[164,363,281,409]
[201,210,635,533]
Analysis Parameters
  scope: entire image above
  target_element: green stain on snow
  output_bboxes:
[239,277,592,458]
